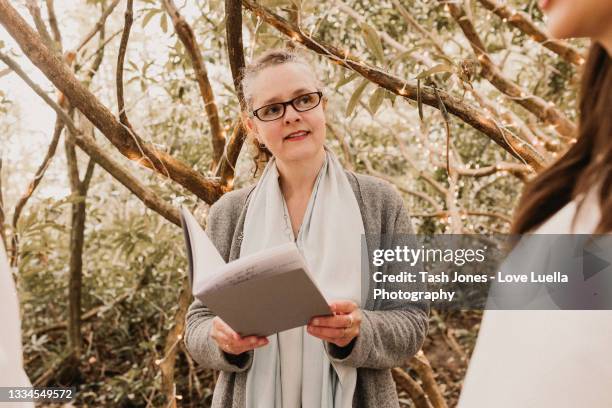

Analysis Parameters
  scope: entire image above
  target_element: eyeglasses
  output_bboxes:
[252,91,323,122]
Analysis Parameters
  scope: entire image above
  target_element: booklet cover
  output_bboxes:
[180,206,332,337]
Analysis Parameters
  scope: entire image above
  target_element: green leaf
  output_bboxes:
[415,63,454,80]
[346,79,369,117]
[335,72,359,90]
[360,22,385,63]
[141,9,159,28]
[431,53,455,66]
[384,89,397,106]
[368,87,385,115]
[127,60,139,72]
[160,13,168,33]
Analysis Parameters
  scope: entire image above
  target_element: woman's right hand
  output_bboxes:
[210,316,269,355]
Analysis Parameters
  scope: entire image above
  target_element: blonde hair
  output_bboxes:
[239,49,323,176]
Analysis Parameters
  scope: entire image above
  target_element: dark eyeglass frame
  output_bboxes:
[251,91,323,122]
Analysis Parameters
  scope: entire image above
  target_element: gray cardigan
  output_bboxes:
[185,170,429,407]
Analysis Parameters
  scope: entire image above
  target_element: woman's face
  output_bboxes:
[540,0,612,42]
[245,62,327,165]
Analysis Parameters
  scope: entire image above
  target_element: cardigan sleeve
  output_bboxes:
[183,197,254,372]
[324,185,429,369]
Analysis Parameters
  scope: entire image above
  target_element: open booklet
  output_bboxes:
[180,206,332,337]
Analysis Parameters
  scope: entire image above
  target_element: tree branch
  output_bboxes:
[45,0,62,51]
[240,0,545,169]
[214,0,249,188]
[158,277,191,407]
[75,0,121,53]
[344,0,548,166]
[116,0,134,130]
[10,118,64,266]
[25,0,55,52]
[441,0,576,139]
[390,0,445,55]
[477,0,585,66]
[0,0,224,204]
[433,159,530,181]
[409,351,449,408]
[391,367,433,408]
[225,0,247,109]
[361,155,442,210]
[0,50,182,227]
[163,0,226,168]
[215,121,246,189]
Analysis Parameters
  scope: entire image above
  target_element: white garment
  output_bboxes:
[0,241,34,407]
[458,188,612,407]
[242,147,364,408]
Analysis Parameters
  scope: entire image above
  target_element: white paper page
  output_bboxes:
[180,207,226,293]
[201,242,309,293]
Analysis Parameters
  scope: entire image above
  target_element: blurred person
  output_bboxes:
[0,240,34,407]
[459,0,612,407]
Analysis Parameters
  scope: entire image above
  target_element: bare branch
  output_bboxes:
[225,0,247,109]
[45,0,62,51]
[361,155,442,211]
[82,14,106,87]
[410,351,449,408]
[477,0,585,66]
[65,112,80,192]
[391,367,433,408]
[215,121,246,189]
[433,158,531,181]
[411,209,511,224]
[10,118,64,265]
[240,0,545,169]
[0,1,224,204]
[441,0,576,139]
[116,0,134,129]
[390,0,445,55]
[158,278,191,407]
[79,28,122,67]
[163,0,226,168]
[75,0,121,53]
[326,122,354,171]
[212,0,250,188]
[81,157,96,190]
[465,210,512,224]
[0,50,181,226]
[25,0,55,52]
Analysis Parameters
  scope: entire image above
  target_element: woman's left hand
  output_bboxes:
[307,300,362,348]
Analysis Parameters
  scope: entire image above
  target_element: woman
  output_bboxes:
[458,1,612,406]
[184,50,428,407]
[1,239,34,407]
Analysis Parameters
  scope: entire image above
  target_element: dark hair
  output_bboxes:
[512,43,612,233]
[239,49,322,176]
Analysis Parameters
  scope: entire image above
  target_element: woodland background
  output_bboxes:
[0,0,587,406]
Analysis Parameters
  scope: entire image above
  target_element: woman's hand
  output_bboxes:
[210,316,269,355]
[307,300,362,348]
